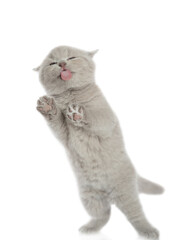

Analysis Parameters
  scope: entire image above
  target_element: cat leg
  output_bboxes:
[114,186,159,239]
[37,96,67,143]
[79,190,111,233]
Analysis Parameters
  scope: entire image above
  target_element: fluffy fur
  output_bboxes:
[35,46,164,239]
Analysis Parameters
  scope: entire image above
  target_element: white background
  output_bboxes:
[0,1,179,240]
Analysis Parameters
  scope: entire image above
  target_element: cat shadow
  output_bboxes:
[79,231,146,240]
[78,232,112,240]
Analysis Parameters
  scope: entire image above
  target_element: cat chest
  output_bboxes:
[67,125,102,158]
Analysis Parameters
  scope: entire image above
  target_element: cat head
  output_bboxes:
[34,46,98,94]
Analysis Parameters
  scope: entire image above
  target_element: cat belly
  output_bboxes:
[67,126,108,187]
[66,125,133,191]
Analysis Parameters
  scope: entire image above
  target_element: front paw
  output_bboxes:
[37,96,57,120]
[66,104,87,126]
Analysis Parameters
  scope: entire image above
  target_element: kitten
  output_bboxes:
[35,46,164,239]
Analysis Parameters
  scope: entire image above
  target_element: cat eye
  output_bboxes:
[67,57,76,60]
[49,62,57,65]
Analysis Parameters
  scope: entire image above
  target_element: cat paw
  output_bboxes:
[37,96,57,120]
[66,104,87,126]
[79,225,99,233]
[138,227,159,239]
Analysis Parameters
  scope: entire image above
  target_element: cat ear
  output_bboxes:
[88,49,99,58]
[33,66,41,71]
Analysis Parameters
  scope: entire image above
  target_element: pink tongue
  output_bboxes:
[60,69,72,81]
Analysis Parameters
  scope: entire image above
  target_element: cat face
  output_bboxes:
[35,46,98,94]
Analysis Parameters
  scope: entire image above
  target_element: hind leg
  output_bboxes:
[114,184,159,239]
[79,190,111,233]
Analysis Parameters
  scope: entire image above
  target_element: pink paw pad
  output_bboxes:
[37,96,57,116]
[66,105,83,123]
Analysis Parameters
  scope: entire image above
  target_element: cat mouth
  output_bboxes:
[59,68,74,81]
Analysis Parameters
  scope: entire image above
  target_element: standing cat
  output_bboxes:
[35,46,164,239]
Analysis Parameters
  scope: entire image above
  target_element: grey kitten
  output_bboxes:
[35,46,164,239]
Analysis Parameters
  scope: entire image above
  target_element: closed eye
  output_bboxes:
[49,62,57,65]
[67,57,76,60]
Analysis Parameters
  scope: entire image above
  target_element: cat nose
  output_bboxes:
[59,61,66,68]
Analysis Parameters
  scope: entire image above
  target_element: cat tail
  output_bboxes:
[138,176,164,195]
